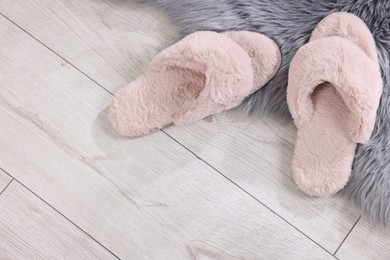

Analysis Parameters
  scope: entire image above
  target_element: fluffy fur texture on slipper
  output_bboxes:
[287,13,382,196]
[109,31,280,137]
[136,0,390,224]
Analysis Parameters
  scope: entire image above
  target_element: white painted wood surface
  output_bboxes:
[0,0,179,92]
[0,181,117,260]
[0,0,361,252]
[0,14,334,259]
[165,113,361,252]
[0,169,11,193]
[336,218,390,259]
[0,0,388,258]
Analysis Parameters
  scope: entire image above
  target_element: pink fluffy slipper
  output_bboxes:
[109,31,281,137]
[287,12,383,196]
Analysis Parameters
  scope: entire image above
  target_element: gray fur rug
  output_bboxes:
[135,0,390,224]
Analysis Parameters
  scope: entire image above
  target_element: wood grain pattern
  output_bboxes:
[0,14,334,259]
[0,0,179,92]
[0,0,361,253]
[165,113,361,252]
[336,218,390,259]
[0,169,12,193]
[0,181,117,260]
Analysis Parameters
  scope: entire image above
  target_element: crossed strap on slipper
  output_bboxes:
[287,12,383,196]
[109,31,281,137]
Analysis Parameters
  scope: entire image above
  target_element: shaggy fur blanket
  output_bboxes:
[136,0,390,225]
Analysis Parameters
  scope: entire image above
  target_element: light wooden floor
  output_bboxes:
[0,1,389,259]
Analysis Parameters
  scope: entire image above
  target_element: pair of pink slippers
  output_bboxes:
[109,12,382,197]
[109,31,281,137]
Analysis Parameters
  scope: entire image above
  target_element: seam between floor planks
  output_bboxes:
[0,167,121,260]
[333,216,361,256]
[0,178,13,197]
[0,12,114,97]
[163,130,341,257]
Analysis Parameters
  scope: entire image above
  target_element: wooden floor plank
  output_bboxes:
[0,0,179,92]
[336,218,390,259]
[0,169,12,193]
[0,13,334,259]
[0,181,117,260]
[0,0,362,252]
[165,113,361,252]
